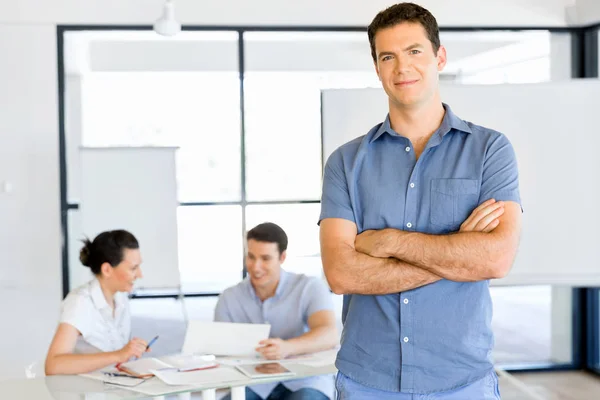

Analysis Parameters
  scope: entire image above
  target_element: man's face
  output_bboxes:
[373,22,447,109]
[245,239,286,291]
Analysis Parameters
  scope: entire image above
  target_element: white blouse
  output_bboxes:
[59,279,131,353]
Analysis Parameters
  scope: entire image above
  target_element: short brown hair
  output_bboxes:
[368,2,441,61]
[247,222,288,255]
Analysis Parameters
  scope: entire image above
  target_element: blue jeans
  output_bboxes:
[223,383,330,400]
[335,371,501,400]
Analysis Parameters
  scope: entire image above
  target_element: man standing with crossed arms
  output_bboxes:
[319,2,521,399]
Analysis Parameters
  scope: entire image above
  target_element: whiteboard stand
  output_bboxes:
[178,286,189,324]
[80,146,186,321]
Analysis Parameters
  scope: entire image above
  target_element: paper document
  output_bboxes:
[160,354,218,371]
[182,321,271,356]
[217,355,272,366]
[150,366,247,386]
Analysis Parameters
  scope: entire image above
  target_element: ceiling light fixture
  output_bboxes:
[153,0,181,37]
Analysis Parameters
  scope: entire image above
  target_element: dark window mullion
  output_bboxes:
[239,30,248,280]
[589,289,600,374]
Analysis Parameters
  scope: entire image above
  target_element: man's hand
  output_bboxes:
[256,338,294,360]
[355,229,391,258]
[460,199,505,233]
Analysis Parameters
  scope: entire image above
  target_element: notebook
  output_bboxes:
[160,354,218,372]
[117,354,218,378]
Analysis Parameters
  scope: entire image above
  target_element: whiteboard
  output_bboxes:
[79,147,181,290]
[322,81,600,287]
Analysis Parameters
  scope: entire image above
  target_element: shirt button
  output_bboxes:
[410,183,415,188]
[405,146,411,152]
[403,299,409,304]
[406,222,412,228]
[404,337,409,343]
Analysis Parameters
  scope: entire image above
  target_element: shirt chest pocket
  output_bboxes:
[430,179,479,230]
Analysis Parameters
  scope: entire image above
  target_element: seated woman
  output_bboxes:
[45,229,148,375]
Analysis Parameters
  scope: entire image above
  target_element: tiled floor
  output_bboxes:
[499,371,600,400]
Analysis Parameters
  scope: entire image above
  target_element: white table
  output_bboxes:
[0,362,337,400]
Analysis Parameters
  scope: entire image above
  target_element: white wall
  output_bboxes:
[571,0,600,26]
[0,24,62,380]
[0,0,573,27]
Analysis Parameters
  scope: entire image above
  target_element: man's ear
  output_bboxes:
[436,44,447,72]
[279,250,287,264]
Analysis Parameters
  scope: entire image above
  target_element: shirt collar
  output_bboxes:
[90,278,124,311]
[274,269,289,298]
[369,103,472,143]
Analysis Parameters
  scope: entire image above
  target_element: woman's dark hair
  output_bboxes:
[368,2,441,62]
[79,230,139,275]
[247,222,288,255]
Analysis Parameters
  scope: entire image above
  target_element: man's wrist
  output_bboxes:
[381,228,403,258]
[285,339,299,357]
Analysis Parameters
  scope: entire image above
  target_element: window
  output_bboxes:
[178,206,243,292]
[82,72,241,203]
[66,30,381,293]
[242,31,382,277]
[441,30,552,84]
[243,32,380,202]
[490,286,572,366]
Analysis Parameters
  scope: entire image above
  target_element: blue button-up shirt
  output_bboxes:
[214,269,335,399]
[319,104,521,394]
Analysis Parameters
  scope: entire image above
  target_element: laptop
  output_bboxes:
[181,321,271,356]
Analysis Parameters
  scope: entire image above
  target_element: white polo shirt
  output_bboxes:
[59,279,131,353]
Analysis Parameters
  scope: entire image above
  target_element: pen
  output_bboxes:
[146,335,159,351]
[116,335,160,365]
[103,372,142,379]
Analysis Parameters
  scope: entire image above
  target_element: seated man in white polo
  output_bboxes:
[215,222,338,400]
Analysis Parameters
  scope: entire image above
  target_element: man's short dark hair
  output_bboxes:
[247,222,288,255]
[368,2,441,62]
